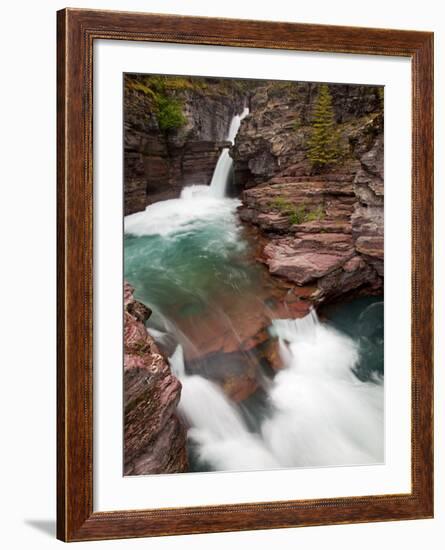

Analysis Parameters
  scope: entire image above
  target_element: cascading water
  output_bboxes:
[209,107,249,198]
[169,346,279,471]
[263,312,384,467]
[124,101,384,474]
[163,309,383,473]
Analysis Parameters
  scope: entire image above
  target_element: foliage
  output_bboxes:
[307,84,343,170]
[377,86,384,108]
[145,75,208,92]
[126,80,157,99]
[288,207,307,226]
[271,197,292,210]
[270,197,325,225]
[125,75,188,131]
[155,95,187,131]
[125,74,261,132]
[305,205,325,222]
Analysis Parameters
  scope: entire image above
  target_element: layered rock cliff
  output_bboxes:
[232,81,384,303]
[124,282,188,475]
[124,75,246,214]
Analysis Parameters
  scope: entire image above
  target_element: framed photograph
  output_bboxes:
[57,8,434,542]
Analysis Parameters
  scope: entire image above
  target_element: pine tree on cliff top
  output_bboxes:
[307,84,342,171]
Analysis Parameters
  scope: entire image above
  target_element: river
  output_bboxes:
[124,109,384,474]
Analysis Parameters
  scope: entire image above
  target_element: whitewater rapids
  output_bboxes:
[125,105,384,473]
[168,309,383,472]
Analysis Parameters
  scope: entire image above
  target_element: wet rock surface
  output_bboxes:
[124,282,188,475]
[232,81,384,303]
[122,78,385,475]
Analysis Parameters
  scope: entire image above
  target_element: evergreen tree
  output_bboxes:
[307,84,342,171]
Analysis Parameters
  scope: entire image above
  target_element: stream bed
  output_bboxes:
[124,185,384,473]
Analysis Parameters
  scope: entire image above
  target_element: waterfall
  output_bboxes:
[125,124,384,474]
[169,346,279,471]
[263,311,384,468]
[164,309,383,473]
[209,107,249,198]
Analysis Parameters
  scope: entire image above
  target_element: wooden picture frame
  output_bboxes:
[57,8,434,542]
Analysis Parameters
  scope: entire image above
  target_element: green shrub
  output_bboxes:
[126,76,188,132]
[144,75,167,93]
[288,207,307,225]
[271,197,325,225]
[271,197,292,211]
[305,205,325,222]
[156,95,187,131]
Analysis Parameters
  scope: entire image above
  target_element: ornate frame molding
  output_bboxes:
[57,8,433,541]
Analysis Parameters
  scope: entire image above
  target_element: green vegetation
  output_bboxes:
[126,80,157,99]
[304,205,325,222]
[155,95,187,131]
[307,84,343,171]
[125,75,261,132]
[273,81,295,91]
[271,196,293,211]
[125,75,260,132]
[270,197,325,225]
[144,75,208,92]
[377,86,384,108]
[288,207,307,226]
[125,75,190,132]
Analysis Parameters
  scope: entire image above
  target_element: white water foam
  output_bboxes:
[170,347,279,471]
[264,312,384,468]
[124,185,241,241]
[126,102,383,473]
[168,309,383,473]
[125,107,249,238]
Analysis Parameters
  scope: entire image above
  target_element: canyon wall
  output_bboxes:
[232,81,384,303]
[122,78,385,458]
[124,75,245,214]
[124,282,188,475]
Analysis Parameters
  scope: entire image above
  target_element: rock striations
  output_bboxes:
[124,282,188,475]
[124,75,245,214]
[122,78,385,474]
[232,81,384,303]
